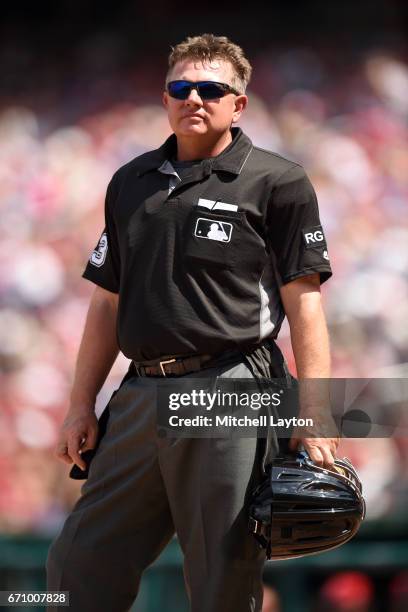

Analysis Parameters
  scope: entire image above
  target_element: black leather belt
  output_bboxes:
[133,354,214,377]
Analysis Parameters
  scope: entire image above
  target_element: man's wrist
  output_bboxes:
[68,394,96,414]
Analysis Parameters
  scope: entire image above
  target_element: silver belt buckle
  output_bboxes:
[159,358,176,376]
[249,517,261,534]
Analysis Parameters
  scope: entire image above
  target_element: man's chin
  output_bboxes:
[178,125,209,137]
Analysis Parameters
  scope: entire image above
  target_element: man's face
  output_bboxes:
[163,58,247,139]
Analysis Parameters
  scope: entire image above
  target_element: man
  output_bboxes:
[47,34,338,612]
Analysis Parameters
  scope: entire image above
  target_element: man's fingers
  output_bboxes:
[319,444,336,470]
[53,412,98,469]
[67,435,87,471]
[288,436,338,469]
[79,426,98,453]
[330,437,340,455]
[306,444,324,467]
[55,440,71,460]
[288,437,300,451]
[303,439,337,470]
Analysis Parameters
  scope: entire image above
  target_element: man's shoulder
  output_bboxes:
[248,144,305,181]
[110,147,162,186]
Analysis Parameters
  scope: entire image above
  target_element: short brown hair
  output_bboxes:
[167,33,252,94]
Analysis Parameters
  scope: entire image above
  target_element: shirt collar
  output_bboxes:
[135,127,253,177]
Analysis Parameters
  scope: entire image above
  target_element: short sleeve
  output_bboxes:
[82,179,121,293]
[267,165,332,286]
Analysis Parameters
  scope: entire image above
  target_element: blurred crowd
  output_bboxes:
[0,46,407,537]
[262,570,408,612]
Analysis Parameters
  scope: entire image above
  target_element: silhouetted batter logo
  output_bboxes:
[194,218,233,242]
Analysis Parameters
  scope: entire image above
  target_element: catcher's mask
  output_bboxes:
[248,451,366,560]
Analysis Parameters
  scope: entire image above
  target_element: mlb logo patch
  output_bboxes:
[194,218,233,243]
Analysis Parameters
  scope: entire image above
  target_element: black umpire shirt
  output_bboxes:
[83,127,332,362]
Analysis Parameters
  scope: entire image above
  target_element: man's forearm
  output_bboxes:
[281,274,331,414]
[70,287,120,413]
[289,298,331,380]
[290,300,331,417]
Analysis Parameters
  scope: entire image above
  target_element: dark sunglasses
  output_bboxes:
[167,80,240,100]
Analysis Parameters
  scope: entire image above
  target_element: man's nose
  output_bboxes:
[185,87,203,106]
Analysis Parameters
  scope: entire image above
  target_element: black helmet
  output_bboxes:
[248,451,366,560]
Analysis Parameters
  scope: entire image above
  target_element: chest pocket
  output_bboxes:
[183,207,250,270]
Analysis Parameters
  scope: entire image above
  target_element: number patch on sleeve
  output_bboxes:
[90,233,108,267]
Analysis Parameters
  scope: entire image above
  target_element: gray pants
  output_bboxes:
[46,360,278,612]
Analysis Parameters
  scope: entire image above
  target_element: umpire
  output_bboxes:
[47,34,338,612]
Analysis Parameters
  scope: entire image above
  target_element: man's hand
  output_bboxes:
[289,435,340,469]
[288,402,340,468]
[55,409,98,471]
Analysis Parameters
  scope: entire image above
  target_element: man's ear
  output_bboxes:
[232,95,248,123]
[162,91,169,109]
